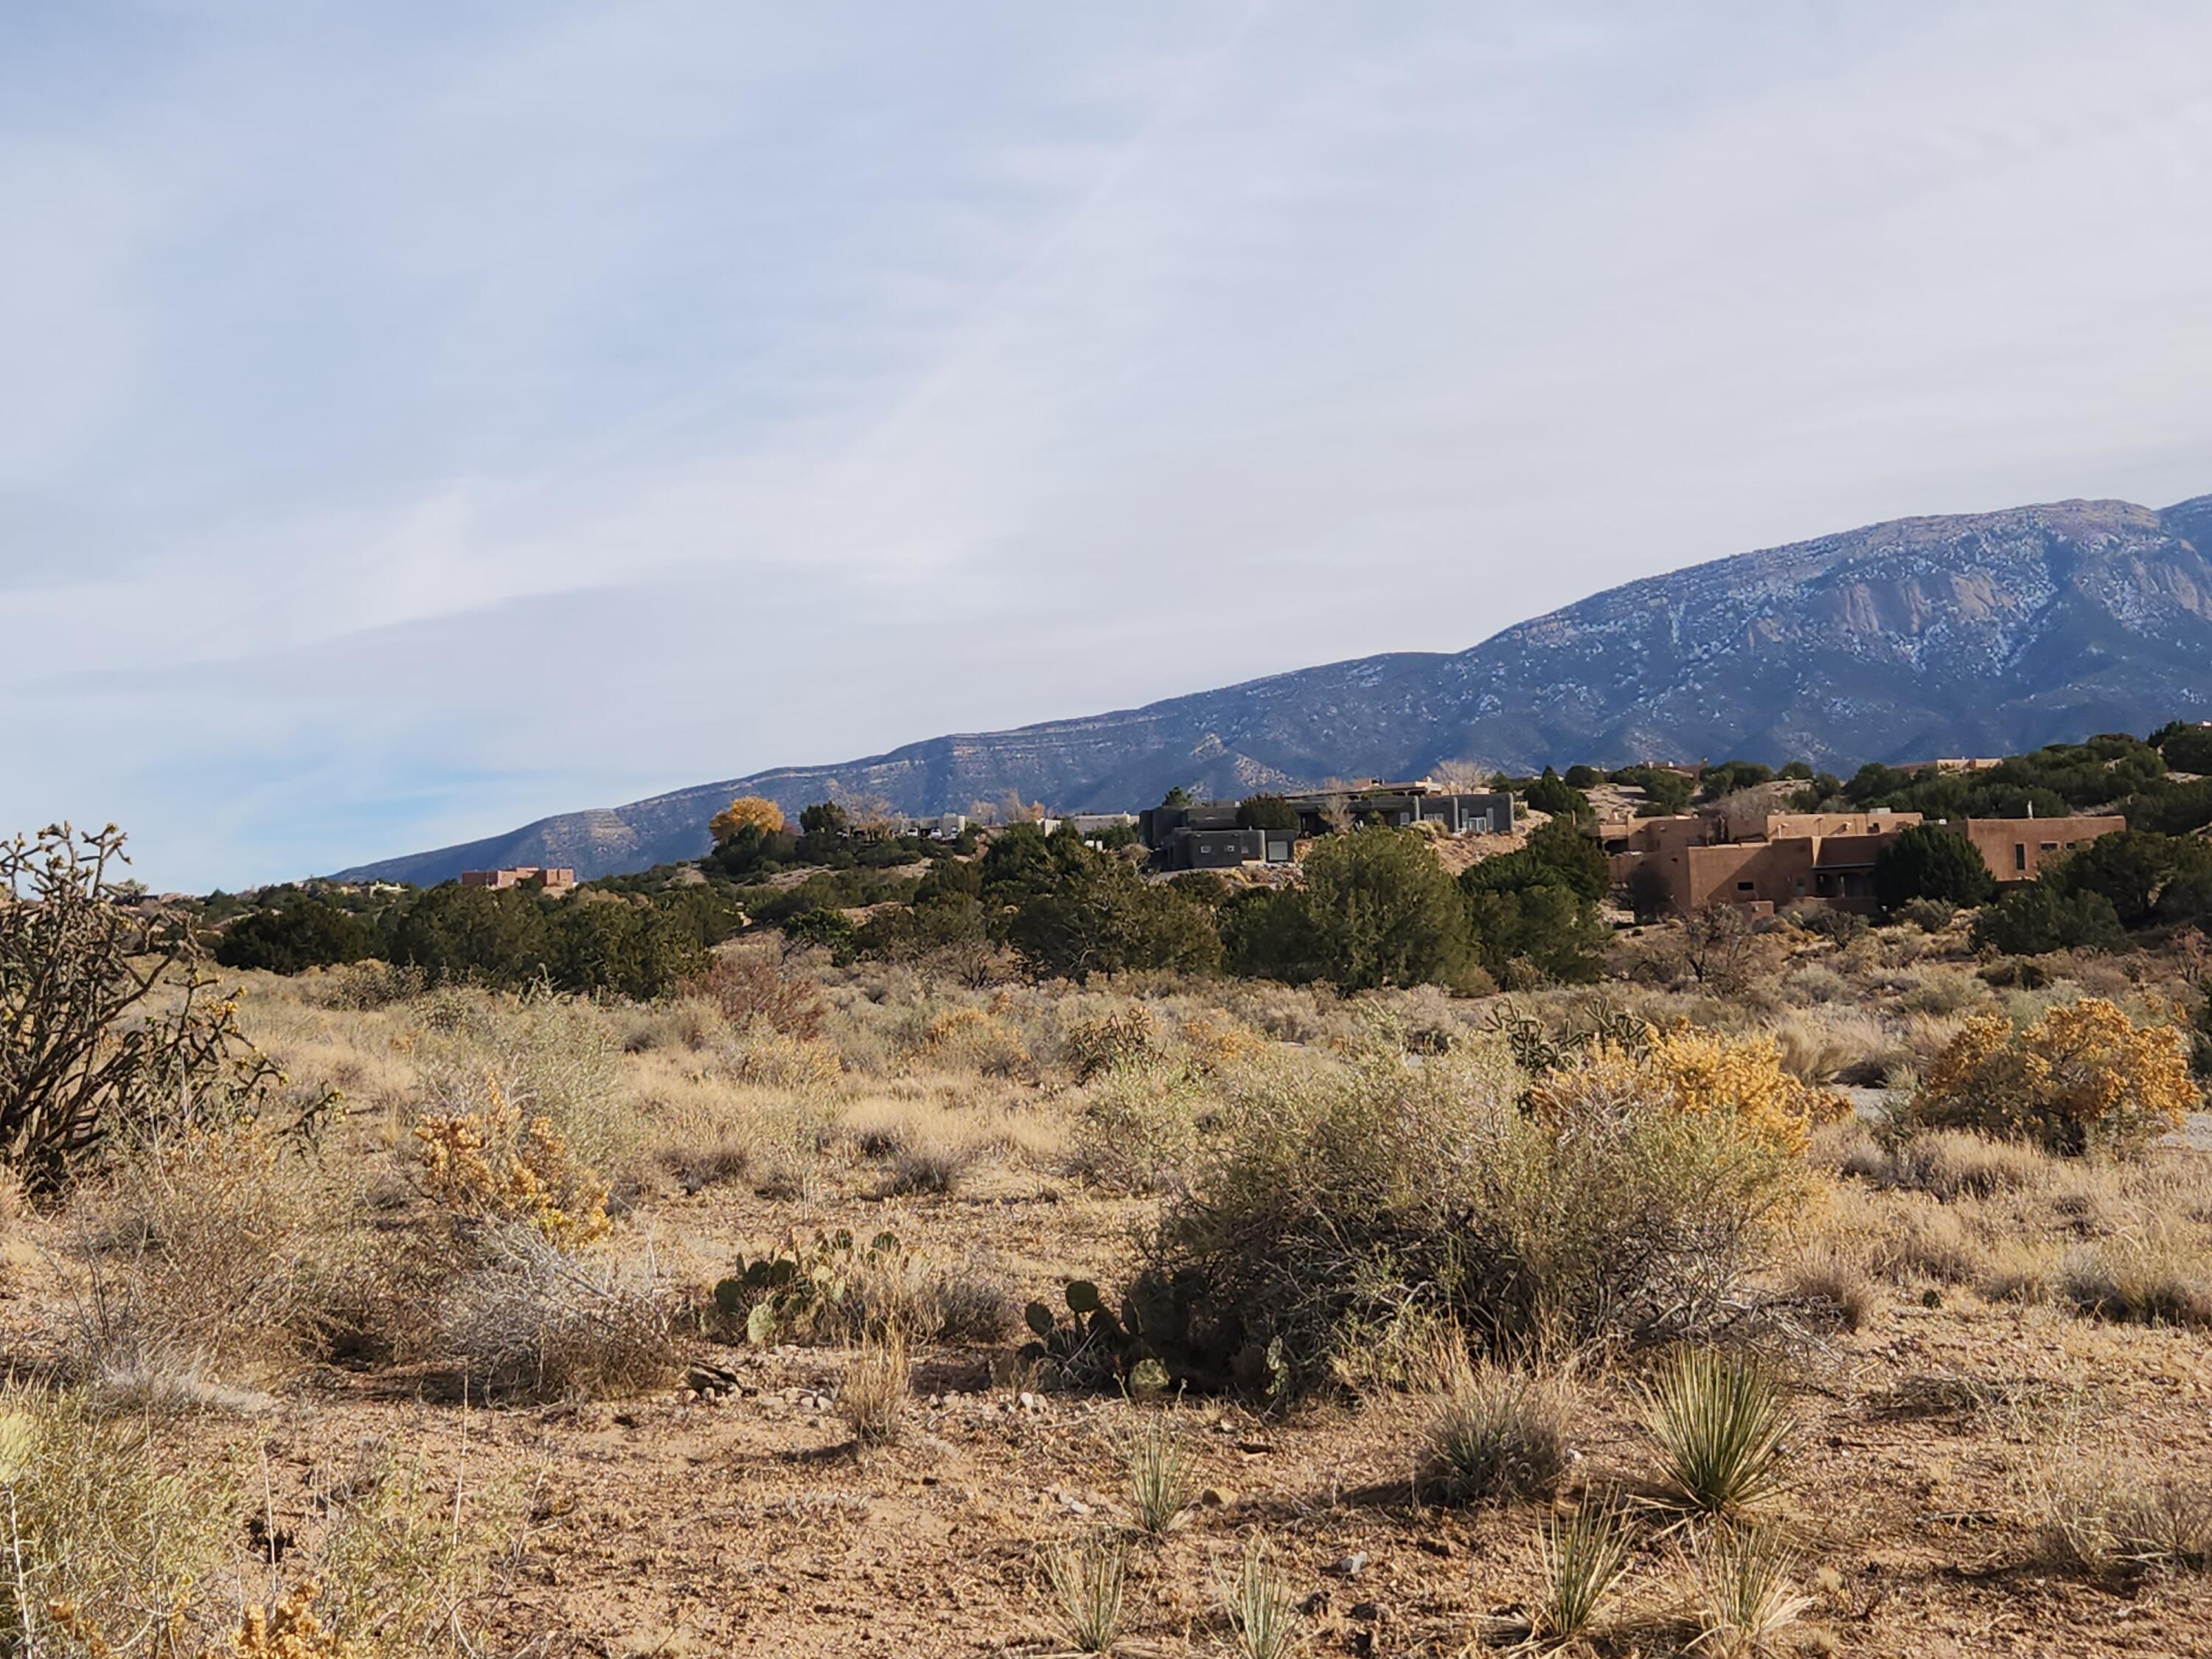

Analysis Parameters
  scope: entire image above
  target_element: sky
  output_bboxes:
[6,3,2212,891]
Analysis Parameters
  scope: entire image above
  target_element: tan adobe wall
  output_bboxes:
[1963,816,2126,883]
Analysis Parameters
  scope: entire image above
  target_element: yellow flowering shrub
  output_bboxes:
[1176,1009,1261,1076]
[225,1583,354,1659]
[908,1005,1032,1077]
[1529,1024,1848,1157]
[414,1073,609,1245]
[1914,997,2195,1155]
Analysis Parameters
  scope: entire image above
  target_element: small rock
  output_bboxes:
[1018,1391,1043,1414]
[1325,1552,1367,1579]
[1199,1486,1237,1509]
[1349,1601,1382,1622]
[1298,1590,1331,1617]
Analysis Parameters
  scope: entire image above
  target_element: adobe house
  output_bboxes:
[1141,781,1515,872]
[1607,807,2129,917]
[459,866,577,894]
[1964,815,2128,883]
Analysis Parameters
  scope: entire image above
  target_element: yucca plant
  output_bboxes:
[1687,1523,1812,1657]
[1644,1347,1795,1515]
[1125,1413,1192,1536]
[1531,1498,1635,1647]
[1217,1532,1304,1659]
[1042,1531,1126,1654]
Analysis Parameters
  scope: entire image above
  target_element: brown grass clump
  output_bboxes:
[2030,1436,2212,1576]
[1840,1129,2054,1201]
[839,1328,909,1446]
[2059,1218,2212,1328]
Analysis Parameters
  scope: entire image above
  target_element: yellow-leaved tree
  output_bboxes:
[710,794,787,844]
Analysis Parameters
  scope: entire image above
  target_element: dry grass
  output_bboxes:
[1685,1523,1813,1657]
[1417,1359,1576,1506]
[839,1328,909,1446]
[2059,1217,2212,1328]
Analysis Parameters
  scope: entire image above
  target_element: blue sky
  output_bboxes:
[7,3,2212,890]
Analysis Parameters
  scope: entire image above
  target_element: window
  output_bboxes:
[1736,880,1755,893]
[2014,844,2027,872]
[2039,842,2058,852]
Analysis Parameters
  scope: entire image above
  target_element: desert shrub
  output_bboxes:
[687,950,824,1040]
[1795,908,1868,946]
[69,1126,361,1388]
[1898,897,1958,932]
[0,1380,237,1653]
[1913,998,2195,1155]
[308,1432,523,1649]
[1071,1060,1216,1194]
[317,959,428,1010]
[415,1072,612,1246]
[1062,1004,1161,1080]
[907,1004,1033,1078]
[1,824,321,1187]
[436,1223,677,1399]
[1127,1035,1807,1398]
[1419,1361,1575,1505]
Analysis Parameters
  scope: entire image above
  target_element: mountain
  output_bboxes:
[333,493,2212,886]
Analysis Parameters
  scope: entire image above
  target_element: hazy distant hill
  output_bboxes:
[333,493,2212,886]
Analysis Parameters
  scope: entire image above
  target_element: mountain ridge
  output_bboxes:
[331,492,2212,886]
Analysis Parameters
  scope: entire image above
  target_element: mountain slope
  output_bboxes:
[333,493,2212,885]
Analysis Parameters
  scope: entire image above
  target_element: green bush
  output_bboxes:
[2049,830,2212,928]
[1525,768,1590,818]
[1872,825,1995,911]
[1230,827,1472,992]
[213,897,375,973]
[1972,886,2126,956]
[2155,721,2212,776]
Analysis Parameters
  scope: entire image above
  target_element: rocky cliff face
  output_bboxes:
[334,494,2212,885]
